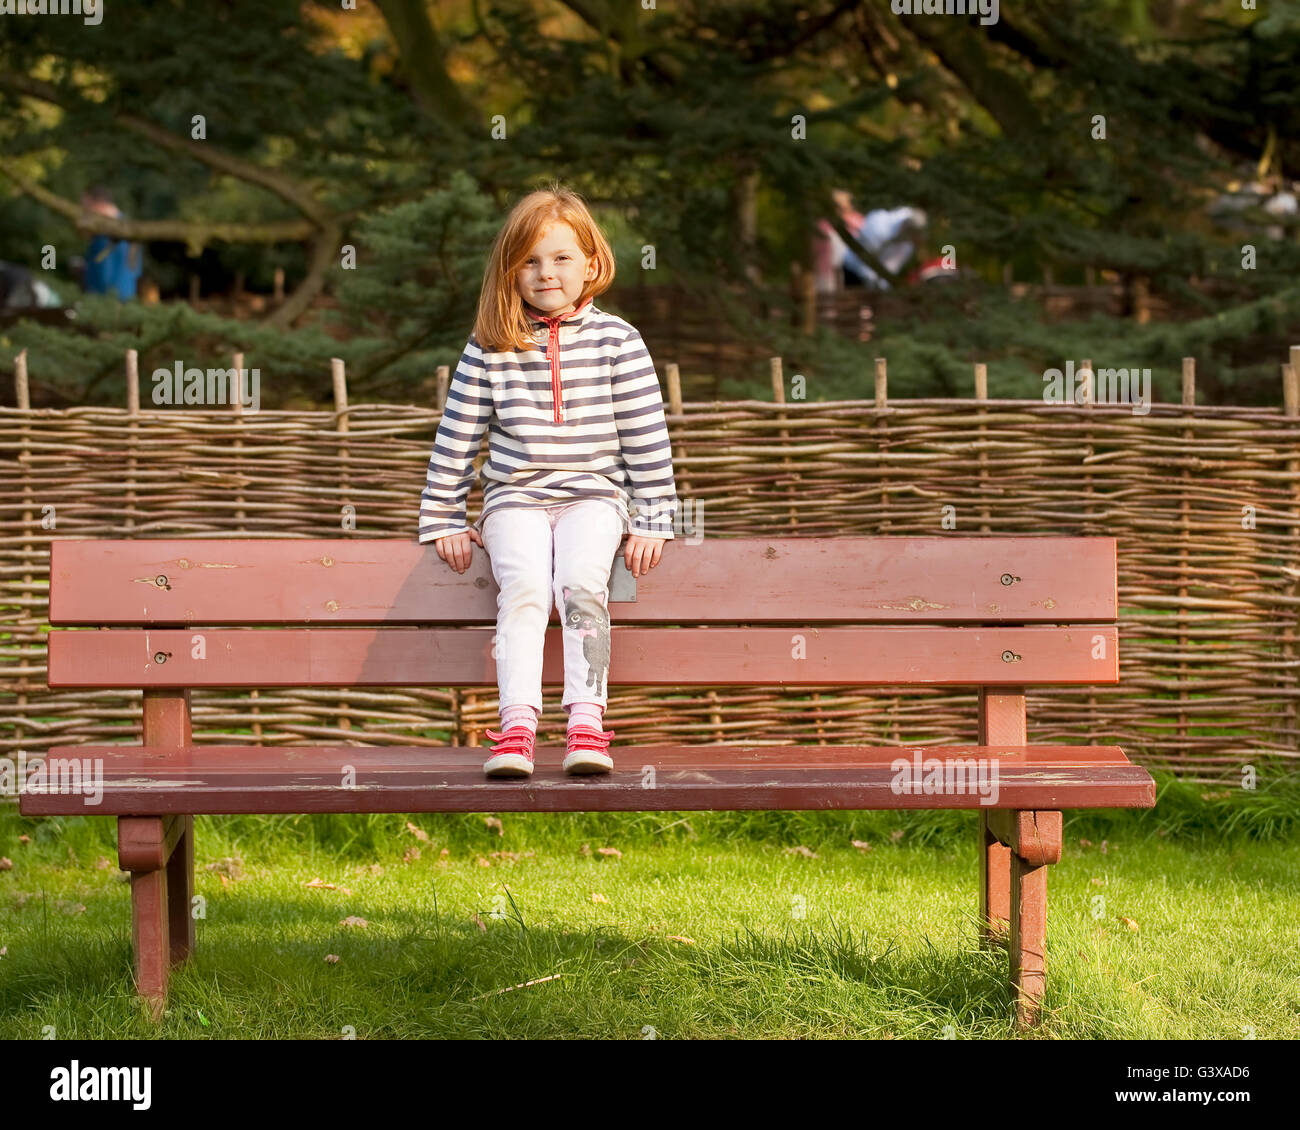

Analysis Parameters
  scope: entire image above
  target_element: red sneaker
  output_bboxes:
[483,726,535,778]
[562,726,615,775]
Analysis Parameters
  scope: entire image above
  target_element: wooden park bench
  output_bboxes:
[23,535,1154,1027]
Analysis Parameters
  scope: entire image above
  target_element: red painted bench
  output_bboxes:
[24,535,1154,1026]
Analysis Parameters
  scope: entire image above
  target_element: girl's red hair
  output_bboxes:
[472,182,616,353]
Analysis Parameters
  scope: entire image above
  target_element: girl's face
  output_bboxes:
[517,221,595,317]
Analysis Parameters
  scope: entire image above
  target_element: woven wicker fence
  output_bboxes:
[2,347,1299,785]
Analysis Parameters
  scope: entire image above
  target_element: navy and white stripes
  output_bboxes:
[418,299,679,543]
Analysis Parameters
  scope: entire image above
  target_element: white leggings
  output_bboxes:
[481,499,626,714]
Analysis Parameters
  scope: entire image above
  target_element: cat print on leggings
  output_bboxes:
[562,586,610,696]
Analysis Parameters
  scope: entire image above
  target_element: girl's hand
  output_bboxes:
[624,534,667,579]
[434,527,484,574]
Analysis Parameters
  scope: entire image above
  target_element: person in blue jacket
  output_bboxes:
[80,186,143,300]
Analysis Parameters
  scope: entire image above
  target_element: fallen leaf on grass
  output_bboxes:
[597,846,622,859]
[889,829,905,843]
[324,954,341,964]
[402,848,421,864]
[1118,916,1139,933]
[56,901,86,916]
[17,835,30,845]
[94,857,113,870]
[339,916,368,928]
[579,844,592,857]
[1078,838,1093,848]
[665,935,696,945]
[0,946,7,958]
[1090,877,1105,887]
[354,863,385,877]
[0,858,12,871]
[784,845,818,858]
[405,821,431,843]
[476,857,491,868]
[439,848,450,859]
[590,892,608,903]
[484,816,504,836]
[851,840,873,852]
[471,914,487,932]
[304,878,353,895]
[204,857,244,880]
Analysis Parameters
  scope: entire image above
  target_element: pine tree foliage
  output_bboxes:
[0,0,1296,406]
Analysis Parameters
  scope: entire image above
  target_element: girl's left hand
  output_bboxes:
[624,534,667,578]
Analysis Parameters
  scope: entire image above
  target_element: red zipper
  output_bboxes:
[529,297,592,423]
[549,321,563,422]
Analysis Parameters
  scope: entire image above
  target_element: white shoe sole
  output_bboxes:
[562,750,614,774]
[484,753,534,777]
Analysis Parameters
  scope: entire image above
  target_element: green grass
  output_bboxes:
[2,785,1298,1039]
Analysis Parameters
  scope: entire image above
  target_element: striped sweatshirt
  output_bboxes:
[418,295,679,543]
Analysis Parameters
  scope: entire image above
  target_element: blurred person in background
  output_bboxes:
[80,185,143,300]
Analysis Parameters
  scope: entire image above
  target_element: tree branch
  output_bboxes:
[0,159,318,254]
[0,71,331,225]
[373,0,481,131]
[265,220,343,330]
[893,16,1043,137]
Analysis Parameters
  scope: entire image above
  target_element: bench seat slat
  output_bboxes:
[19,744,1155,814]
[48,536,1117,625]
[47,625,1118,687]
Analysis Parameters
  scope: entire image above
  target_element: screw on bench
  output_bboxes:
[1000,573,1020,585]
[1001,650,1022,663]
[155,575,169,589]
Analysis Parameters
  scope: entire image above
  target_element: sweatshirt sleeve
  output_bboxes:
[612,328,679,539]
[417,338,493,543]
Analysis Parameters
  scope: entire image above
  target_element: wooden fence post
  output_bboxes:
[1080,358,1097,745]
[435,364,450,412]
[874,358,899,743]
[771,357,798,531]
[125,349,140,534]
[230,352,261,743]
[1283,353,1299,749]
[1178,358,1195,764]
[15,350,31,753]
[331,356,352,742]
[974,362,991,533]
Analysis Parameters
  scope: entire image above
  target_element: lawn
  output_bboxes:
[2,785,1297,1040]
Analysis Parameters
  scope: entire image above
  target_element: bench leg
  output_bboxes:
[166,815,195,966]
[1009,849,1048,1028]
[129,865,170,1021]
[982,809,1061,1029]
[977,811,1010,947]
[118,815,187,1021]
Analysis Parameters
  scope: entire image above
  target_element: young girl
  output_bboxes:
[418,184,678,778]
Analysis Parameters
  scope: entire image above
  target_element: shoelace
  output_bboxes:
[484,726,535,757]
[565,726,615,754]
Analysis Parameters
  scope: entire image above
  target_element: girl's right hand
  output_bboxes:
[434,528,484,574]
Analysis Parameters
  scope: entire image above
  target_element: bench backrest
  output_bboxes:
[46,537,1117,692]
